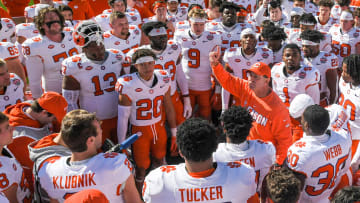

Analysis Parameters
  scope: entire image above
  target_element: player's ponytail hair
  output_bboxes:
[343,54,360,85]
[220,106,253,144]
[187,7,208,19]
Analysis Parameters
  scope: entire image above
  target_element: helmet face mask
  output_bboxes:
[73,21,104,48]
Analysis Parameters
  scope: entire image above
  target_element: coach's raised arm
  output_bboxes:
[209,47,292,165]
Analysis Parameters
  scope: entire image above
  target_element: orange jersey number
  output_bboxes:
[52,47,79,63]
[136,95,164,120]
[188,48,200,68]
[91,72,117,96]
[338,93,356,121]
[305,154,349,196]
[0,173,9,189]
[154,61,176,81]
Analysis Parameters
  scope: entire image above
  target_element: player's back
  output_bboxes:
[213,140,275,192]
[61,49,123,120]
[38,152,132,202]
[287,130,351,203]
[143,162,256,203]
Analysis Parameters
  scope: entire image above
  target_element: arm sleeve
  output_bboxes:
[221,88,230,111]
[254,6,267,26]
[212,63,247,99]
[25,55,44,98]
[175,63,189,95]
[272,109,293,164]
[305,71,320,105]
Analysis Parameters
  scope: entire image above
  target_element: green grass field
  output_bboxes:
[0,0,34,11]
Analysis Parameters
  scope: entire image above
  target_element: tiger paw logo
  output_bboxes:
[295,141,306,148]
[160,165,176,173]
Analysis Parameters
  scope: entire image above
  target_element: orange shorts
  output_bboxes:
[131,121,167,169]
[352,140,360,159]
[189,89,212,119]
[101,117,118,144]
[171,91,186,126]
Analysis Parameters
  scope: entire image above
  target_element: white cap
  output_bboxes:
[240,28,256,39]
[289,94,315,118]
[35,4,50,17]
[291,7,304,16]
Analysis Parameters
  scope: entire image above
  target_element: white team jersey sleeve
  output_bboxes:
[15,23,39,39]
[0,18,15,42]
[0,156,30,202]
[0,73,24,111]
[94,14,112,32]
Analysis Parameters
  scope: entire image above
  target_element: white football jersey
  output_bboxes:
[38,152,132,203]
[15,23,39,39]
[116,70,171,126]
[303,51,339,97]
[167,7,188,23]
[103,25,141,54]
[0,18,15,43]
[175,20,190,30]
[286,130,351,203]
[143,162,256,203]
[0,41,20,61]
[223,47,273,79]
[329,25,360,66]
[95,12,142,32]
[213,140,276,192]
[286,29,332,52]
[272,62,320,107]
[174,29,221,91]
[0,73,24,111]
[206,22,254,53]
[61,49,123,120]
[141,41,182,96]
[22,30,80,98]
[0,153,31,203]
[315,16,338,33]
[338,77,360,140]
[24,5,37,19]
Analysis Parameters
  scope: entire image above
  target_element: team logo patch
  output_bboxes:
[135,88,142,92]
[85,66,93,70]
[163,77,170,83]
[192,42,196,45]
[72,56,81,62]
[149,89,154,94]
[207,34,214,41]
[101,66,105,70]
[115,41,120,45]
[116,54,123,60]
[159,56,163,60]
[354,32,359,38]
[7,23,13,29]
[48,45,54,49]
[182,38,187,41]
[227,34,231,38]
[4,96,9,101]
[320,57,327,63]
[235,59,241,62]
[33,37,41,42]
[13,79,20,86]
[61,44,65,48]
[262,53,269,58]
[299,72,306,79]
[134,29,140,35]
[131,16,137,21]
[103,33,111,38]
[247,62,251,66]
[33,30,39,34]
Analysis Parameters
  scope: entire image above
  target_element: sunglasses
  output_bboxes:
[45,20,61,28]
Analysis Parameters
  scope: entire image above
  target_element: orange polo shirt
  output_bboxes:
[56,0,95,20]
[212,63,293,165]
[88,0,110,15]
